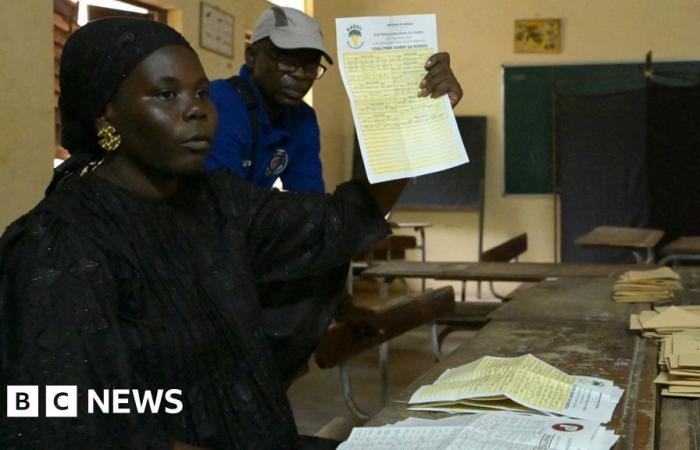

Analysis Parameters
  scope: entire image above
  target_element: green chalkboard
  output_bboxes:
[504,61,700,194]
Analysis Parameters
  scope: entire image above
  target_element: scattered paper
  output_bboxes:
[652,330,700,398]
[338,412,618,450]
[335,14,468,183]
[408,354,623,424]
[630,306,700,338]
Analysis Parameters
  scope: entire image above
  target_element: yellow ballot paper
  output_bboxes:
[335,14,468,183]
[409,354,624,424]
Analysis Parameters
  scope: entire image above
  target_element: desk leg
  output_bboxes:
[339,363,369,420]
[645,247,655,265]
[430,322,441,361]
[379,279,390,405]
[633,249,655,265]
[418,226,427,292]
[379,342,389,405]
[659,254,700,266]
[632,250,644,264]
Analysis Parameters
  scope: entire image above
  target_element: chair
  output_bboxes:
[314,286,454,419]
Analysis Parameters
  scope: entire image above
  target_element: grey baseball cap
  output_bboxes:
[251,6,333,64]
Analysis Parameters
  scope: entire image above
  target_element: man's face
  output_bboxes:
[246,40,324,108]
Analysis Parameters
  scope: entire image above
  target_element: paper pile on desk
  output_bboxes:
[408,354,623,423]
[613,267,682,302]
[654,329,700,398]
[629,305,700,338]
[338,412,618,450]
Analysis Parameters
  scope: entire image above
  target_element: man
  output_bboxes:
[205,5,463,193]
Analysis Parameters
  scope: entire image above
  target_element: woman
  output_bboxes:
[0,18,406,449]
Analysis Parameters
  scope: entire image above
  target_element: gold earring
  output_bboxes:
[97,124,121,152]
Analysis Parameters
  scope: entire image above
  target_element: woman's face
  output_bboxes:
[105,45,217,179]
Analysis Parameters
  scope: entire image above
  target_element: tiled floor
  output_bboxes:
[287,279,489,435]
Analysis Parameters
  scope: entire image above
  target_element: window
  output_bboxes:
[53,0,167,164]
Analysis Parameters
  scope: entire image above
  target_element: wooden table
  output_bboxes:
[362,260,647,282]
[365,272,700,449]
[574,226,665,264]
[659,236,700,265]
[363,260,648,368]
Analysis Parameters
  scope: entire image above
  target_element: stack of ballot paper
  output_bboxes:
[629,305,700,338]
[408,354,623,424]
[613,267,682,302]
[654,329,700,398]
[338,412,619,450]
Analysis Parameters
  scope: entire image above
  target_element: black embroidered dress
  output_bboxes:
[0,171,389,449]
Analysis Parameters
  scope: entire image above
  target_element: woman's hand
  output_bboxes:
[418,52,463,108]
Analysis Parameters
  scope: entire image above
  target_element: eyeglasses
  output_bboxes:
[260,47,327,80]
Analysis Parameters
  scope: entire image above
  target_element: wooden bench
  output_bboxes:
[315,286,454,419]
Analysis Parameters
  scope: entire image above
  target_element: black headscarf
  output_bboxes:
[49,17,192,194]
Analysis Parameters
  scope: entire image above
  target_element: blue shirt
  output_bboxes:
[205,65,325,193]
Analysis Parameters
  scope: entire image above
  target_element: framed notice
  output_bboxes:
[200,2,235,58]
[514,19,561,54]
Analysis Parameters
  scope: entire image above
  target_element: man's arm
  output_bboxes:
[279,108,325,193]
[204,80,250,175]
[418,52,463,108]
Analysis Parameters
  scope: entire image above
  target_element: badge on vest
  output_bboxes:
[265,149,289,177]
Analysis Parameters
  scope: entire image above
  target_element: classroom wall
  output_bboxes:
[313,0,700,287]
[154,0,270,80]
[0,0,271,231]
[3,0,700,265]
[0,0,54,231]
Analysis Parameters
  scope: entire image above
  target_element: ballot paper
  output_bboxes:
[408,354,623,424]
[337,412,618,450]
[653,329,700,397]
[612,267,682,303]
[335,14,468,183]
[630,306,700,338]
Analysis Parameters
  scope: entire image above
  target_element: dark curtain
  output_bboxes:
[557,89,649,262]
[647,82,700,245]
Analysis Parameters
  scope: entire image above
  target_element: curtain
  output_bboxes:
[557,89,649,262]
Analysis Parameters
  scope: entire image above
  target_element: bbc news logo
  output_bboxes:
[6,386,183,417]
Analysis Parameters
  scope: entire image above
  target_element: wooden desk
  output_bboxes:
[390,222,432,291]
[659,236,700,265]
[364,272,700,449]
[575,226,665,264]
[362,260,646,282]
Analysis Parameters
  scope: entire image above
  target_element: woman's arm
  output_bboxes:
[363,178,408,215]
[0,218,171,449]
[173,441,209,450]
